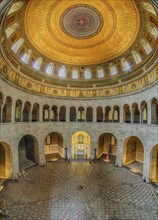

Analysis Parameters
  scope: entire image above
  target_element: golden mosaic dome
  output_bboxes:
[0,0,158,98]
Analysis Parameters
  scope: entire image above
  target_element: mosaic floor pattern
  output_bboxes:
[0,160,158,220]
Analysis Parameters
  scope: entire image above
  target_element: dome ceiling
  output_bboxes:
[0,0,158,98]
[25,0,140,65]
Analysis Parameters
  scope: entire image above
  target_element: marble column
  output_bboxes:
[93,107,96,122]
[147,103,152,125]
[11,101,15,123]
[115,138,124,167]
[66,106,69,122]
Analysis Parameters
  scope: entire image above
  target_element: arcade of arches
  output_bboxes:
[0,131,158,183]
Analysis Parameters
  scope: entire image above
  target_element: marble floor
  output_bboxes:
[0,160,158,220]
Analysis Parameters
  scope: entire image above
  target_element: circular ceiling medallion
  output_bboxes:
[60,5,103,39]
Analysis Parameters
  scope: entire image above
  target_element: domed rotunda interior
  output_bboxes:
[0,0,158,219]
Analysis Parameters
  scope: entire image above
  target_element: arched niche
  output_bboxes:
[15,99,22,122]
[97,133,117,163]
[71,131,90,159]
[59,106,66,122]
[70,106,76,122]
[32,103,39,122]
[151,98,158,124]
[86,107,93,122]
[0,142,12,179]
[123,104,131,123]
[77,107,85,122]
[18,135,39,171]
[123,136,144,174]
[150,144,158,183]
[3,96,12,123]
[97,106,103,122]
[44,132,64,162]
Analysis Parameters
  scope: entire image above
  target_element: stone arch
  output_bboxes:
[77,107,85,122]
[32,103,39,122]
[141,101,147,124]
[0,142,12,179]
[97,106,103,122]
[105,106,112,122]
[113,105,120,122]
[71,131,90,159]
[2,96,12,123]
[59,106,66,122]
[86,106,93,122]
[0,92,4,123]
[70,106,76,122]
[15,99,22,122]
[151,97,158,124]
[97,133,117,163]
[18,134,39,171]
[123,136,144,174]
[23,102,31,122]
[123,104,131,123]
[132,103,140,123]
[44,132,64,162]
[150,144,158,182]
[43,104,49,121]
[51,105,58,121]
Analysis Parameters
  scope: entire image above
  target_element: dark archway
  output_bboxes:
[18,135,39,170]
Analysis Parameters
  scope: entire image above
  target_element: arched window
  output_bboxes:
[72,69,79,79]
[97,67,104,78]
[121,58,130,71]
[12,38,24,53]
[84,68,91,79]
[58,66,67,78]
[22,49,32,64]
[5,23,20,39]
[46,63,54,75]
[131,50,142,64]
[7,2,24,16]
[109,63,117,75]
[146,23,158,39]
[140,39,152,55]
[141,2,157,16]
[34,57,42,70]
